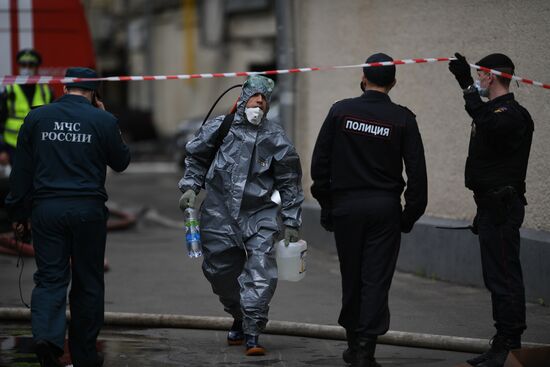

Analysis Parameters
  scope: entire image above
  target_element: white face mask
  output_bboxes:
[474,80,490,98]
[19,67,33,76]
[245,107,264,125]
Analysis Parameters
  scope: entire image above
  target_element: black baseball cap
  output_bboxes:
[65,67,99,91]
[363,53,396,87]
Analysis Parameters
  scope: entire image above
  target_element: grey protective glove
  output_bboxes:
[284,226,300,247]
[179,189,197,211]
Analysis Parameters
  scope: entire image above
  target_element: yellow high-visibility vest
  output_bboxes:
[4,84,52,147]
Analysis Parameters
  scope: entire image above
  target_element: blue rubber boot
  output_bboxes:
[245,334,266,356]
[227,319,244,346]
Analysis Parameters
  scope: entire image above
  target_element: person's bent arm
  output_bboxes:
[178,115,225,193]
[273,139,304,229]
[106,116,131,172]
[401,115,428,233]
[310,107,336,209]
[5,114,34,222]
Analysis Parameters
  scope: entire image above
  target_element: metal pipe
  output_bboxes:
[1,307,547,354]
[143,0,154,110]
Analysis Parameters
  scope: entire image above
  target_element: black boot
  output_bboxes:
[352,336,381,367]
[74,354,105,367]
[466,334,520,367]
[34,340,63,367]
[342,330,357,364]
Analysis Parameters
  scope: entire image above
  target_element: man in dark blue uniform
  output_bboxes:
[311,53,428,367]
[5,67,131,367]
[449,53,533,367]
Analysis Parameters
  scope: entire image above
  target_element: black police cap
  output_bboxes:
[363,53,396,87]
[476,53,515,73]
[65,67,99,91]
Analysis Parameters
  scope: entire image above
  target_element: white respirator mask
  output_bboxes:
[19,67,33,76]
[474,80,490,98]
[245,107,264,125]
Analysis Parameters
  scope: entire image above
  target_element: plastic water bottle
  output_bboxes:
[184,208,202,258]
[276,239,307,281]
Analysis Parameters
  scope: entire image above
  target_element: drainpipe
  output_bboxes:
[275,0,295,141]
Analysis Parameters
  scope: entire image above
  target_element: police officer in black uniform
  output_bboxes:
[311,53,428,367]
[449,53,533,367]
[5,67,131,367]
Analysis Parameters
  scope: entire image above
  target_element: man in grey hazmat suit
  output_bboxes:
[178,75,304,356]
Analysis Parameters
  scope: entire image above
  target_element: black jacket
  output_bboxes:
[311,90,428,232]
[5,94,131,221]
[463,92,533,194]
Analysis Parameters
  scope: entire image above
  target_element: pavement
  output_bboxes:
[1,162,549,367]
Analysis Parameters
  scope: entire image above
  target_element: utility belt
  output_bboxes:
[473,186,525,225]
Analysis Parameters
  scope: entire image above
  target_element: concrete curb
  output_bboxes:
[300,203,550,303]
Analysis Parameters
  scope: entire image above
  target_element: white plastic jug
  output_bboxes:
[276,239,307,282]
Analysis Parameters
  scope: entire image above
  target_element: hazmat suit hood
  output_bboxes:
[234,75,275,124]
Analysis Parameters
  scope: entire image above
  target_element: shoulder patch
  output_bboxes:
[493,106,508,113]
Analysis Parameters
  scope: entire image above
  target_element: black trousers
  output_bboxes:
[476,193,527,338]
[332,191,401,337]
[31,198,108,367]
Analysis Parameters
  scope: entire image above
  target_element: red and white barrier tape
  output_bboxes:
[471,64,550,89]
[1,57,549,90]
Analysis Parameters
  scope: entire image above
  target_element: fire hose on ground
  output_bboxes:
[0,307,548,354]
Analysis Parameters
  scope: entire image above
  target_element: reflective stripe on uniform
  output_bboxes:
[4,84,52,147]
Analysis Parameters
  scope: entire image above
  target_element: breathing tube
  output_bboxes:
[201,84,242,126]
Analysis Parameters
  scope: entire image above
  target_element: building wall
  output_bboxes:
[86,0,277,137]
[136,7,276,136]
[294,0,550,231]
